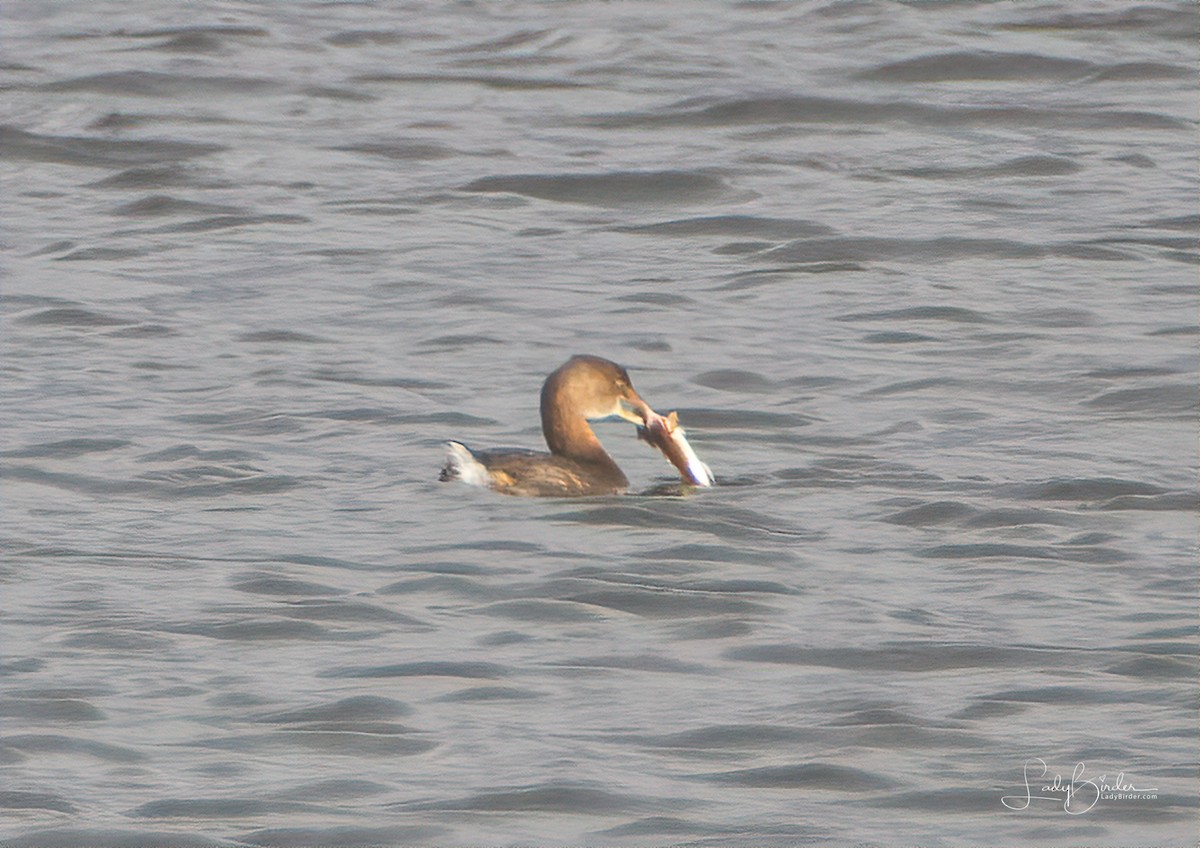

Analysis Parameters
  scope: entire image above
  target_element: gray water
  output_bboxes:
[1,1,1197,846]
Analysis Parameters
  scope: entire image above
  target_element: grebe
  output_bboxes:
[440,355,712,496]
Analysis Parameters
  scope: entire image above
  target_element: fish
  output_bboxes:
[638,410,714,487]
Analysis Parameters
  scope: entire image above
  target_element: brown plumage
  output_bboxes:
[440,355,670,496]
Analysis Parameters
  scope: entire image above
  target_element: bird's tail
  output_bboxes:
[440,441,491,487]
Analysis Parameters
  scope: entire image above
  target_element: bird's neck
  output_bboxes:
[541,395,617,470]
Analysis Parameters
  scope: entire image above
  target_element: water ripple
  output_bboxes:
[462,170,736,206]
[698,763,896,791]
[0,126,223,167]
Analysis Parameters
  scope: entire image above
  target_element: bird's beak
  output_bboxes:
[618,391,674,432]
[617,392,654,426]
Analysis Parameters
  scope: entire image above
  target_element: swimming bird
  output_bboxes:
[440,354,712,496]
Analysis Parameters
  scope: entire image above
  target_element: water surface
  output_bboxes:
[1,1,1196,845]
